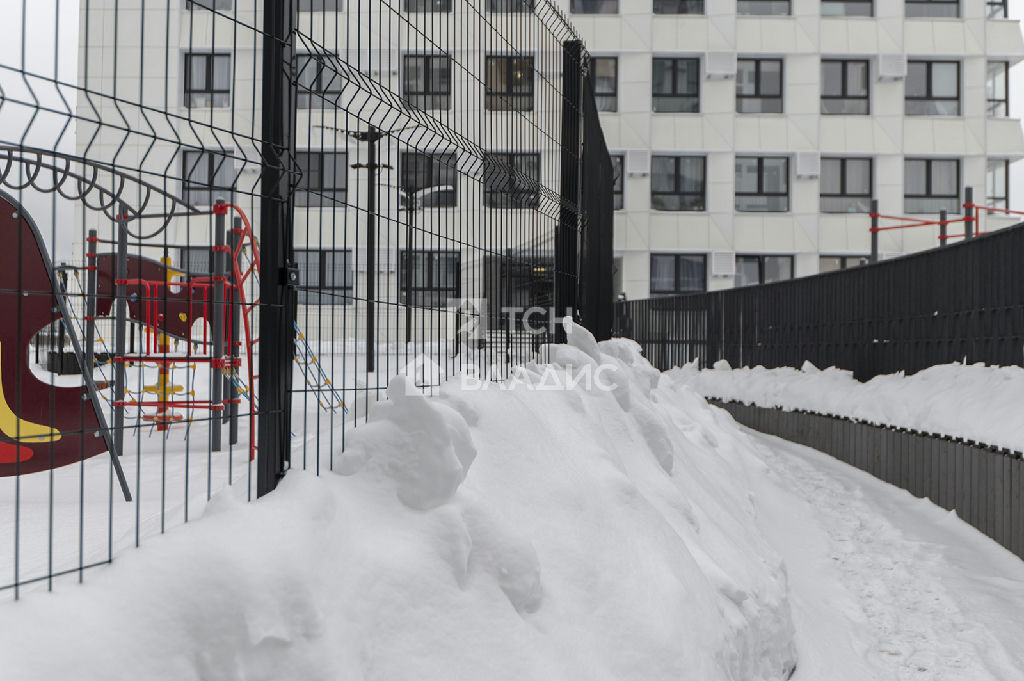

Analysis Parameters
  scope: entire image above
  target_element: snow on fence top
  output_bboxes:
[666,361,1024,454]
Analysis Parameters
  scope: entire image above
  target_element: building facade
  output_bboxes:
[557,0,1024,297]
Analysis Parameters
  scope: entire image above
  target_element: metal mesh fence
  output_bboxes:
[0,0,611,597]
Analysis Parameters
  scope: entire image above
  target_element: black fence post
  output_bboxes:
[870,199,879,264]
[211,201,225,453]
[257,0,297,497]
[113,203,128,457]
[939,209,948,247]
[556,40,584,343]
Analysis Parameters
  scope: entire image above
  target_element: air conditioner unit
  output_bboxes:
[878,54,907,81]
[711,251,736,277]
[626,150,651,177]
[704,51,737,80]
[796,152,820,179]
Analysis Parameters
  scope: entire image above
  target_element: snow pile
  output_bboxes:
[0,324,797,681]
[669,360,1024,452]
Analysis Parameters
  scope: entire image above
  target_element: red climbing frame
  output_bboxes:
[110,203,260,462]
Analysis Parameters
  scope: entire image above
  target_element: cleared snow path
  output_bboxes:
[743,427,1024,681]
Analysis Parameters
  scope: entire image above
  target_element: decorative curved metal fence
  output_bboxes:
[0,0,612,598]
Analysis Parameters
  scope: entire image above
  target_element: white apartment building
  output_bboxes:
[557,0,1024,298]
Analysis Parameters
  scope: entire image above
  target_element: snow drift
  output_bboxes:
[0,324,797,681]
[670,360,1024,452]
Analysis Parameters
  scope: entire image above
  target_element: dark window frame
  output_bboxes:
[737,0,791,15]
[483,152,541,209]
[821,59,870,115]
[485,55,536,112]
[649,253,708,294]
[294,249,354,305]
[611,154,624,211]
[905,0,960,18]
[403,53,453,111]
[820,157,873,214]
[904,158,961,214]
[737,58,783,113]
[400,152,458,208]
[297,0,343,9]
[653,0,705,13]
[906,59,961,116]
[820,0,873,16]
[987,60,1009,117]
[652,57,700,113]
[592,56,619,112]
[570,0,619,13]
[181,149,235,206]
[184,52,231,108]
[651,155,707,212]
[185,0,232,10]
[403,0,452,11]
[986,158,1009,209]
[296,52,343,109]
[398,250,462,307]
[987,0,1008,18]
[735,254,794,286]
[487,0,535,10]
[295,151,348,207]
[735,156,789,212]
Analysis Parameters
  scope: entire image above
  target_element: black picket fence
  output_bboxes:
[616,221,1024,381]
[0,0,612,597]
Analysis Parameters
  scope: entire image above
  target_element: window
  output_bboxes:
[987,0,1008,18]
[653,58,700,113]
[295,152,347,207]
[401,153,457,208]
[571,0,618,12]
[819,255,868,273]
[906,60,959,115]
[820,157,872,213]
[298,0,342,9]
[737,58,783,113]
[483,153,540,208]
[735,255,793,287]
[650,254,706,294]
[296,53,342,109]
[737,0,790,15]
[295,250,353,305]
[404,0,451,11]
[611,155,624,210]
[651,156,706,211]
[821,0,872,15]
[987,61,1008,117]
[185,0,232,10]
[987,159,1009,209]
[821,59,869,114]
[403,54,452,110]
[592,57,618,112]
[736,156,789,212]
[905,0,959,17]
[485,56,535,111]
[653,0,704,12]
[904,158,960,213]
[184,53,230,108]
[488,0,534,10]
[399,251,461,307]
[181,149,235,206]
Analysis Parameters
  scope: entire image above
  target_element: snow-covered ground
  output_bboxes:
[1,327,1023,680]
[669,361,1024,453]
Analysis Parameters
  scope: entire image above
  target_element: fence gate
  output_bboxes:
[0,0,612,598]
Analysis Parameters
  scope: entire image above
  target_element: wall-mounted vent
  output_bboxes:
[711,251,736,277]
[795,152,821,179]
[626,149,651,177]
[704,51,737,80]
[878,54,907,81]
